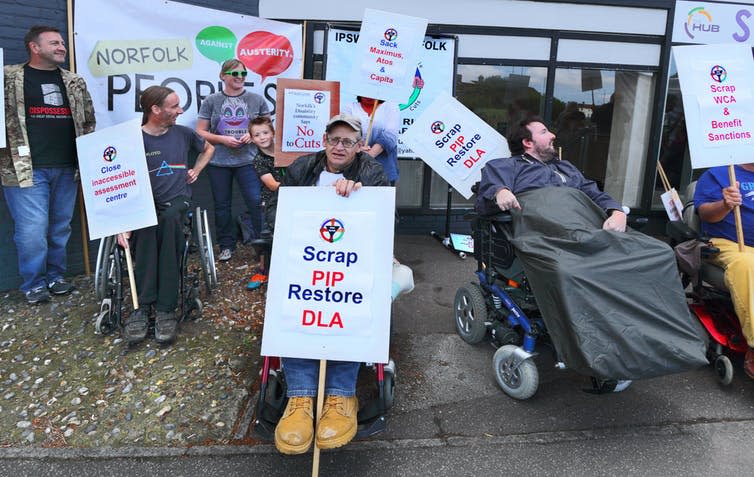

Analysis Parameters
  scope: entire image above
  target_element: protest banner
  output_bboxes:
[673,2,754,46]
[0,48,4,148]
[274,78,339,167]
[261,187,395,364]
[673,44,754,169]
[75,118,157,240]
[674,43,754,250]
[347,9,428,104]
[74,0,302,129]
[402,91,510,199]
[326,28,456,157]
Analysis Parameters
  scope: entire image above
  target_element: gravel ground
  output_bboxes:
[0,244,265,448]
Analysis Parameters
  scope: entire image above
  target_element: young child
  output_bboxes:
[247,116,283,289]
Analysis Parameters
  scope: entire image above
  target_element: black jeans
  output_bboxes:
[131,197,189,313]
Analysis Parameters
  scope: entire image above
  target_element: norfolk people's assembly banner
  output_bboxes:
[74,0,302,128]
[75,119,157,240]
[673,44,754,168]
[261,187,395,363]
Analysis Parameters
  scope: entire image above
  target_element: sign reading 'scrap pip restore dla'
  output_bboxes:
[402,91,510,199]
[260,187,395,364]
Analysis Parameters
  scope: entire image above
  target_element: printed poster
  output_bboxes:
[281,88,330,153]
[347,9,428,104]
[75,118,157,240]
[326,28,456,157]
[402,91,510,199]
[261,187,395,363]
[673,44,754,168]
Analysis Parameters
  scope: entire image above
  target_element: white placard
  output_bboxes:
[347,9,428,103]
[281,88,330,153]
[326,28,455,157]
[261,187,395,363]
[402,91,510,199]
[673,44,754,169]
[661,188,684,221]
[75,118,157,240]
[74,0,302,129]
[0,48,5,149]
[673,2,754,45]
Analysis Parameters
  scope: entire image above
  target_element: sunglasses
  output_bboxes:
[224,70,248,77]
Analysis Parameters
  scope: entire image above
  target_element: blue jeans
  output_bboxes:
[282,358,361,397]
[3,167,77,292]
[206,164,262,250]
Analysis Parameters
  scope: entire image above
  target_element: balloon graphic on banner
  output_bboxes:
[237,31,294,83]
[195,26,238,64]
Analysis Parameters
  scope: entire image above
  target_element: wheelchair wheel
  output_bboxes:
[202,208,218,287]
[96,243,123,336]
[383,361,396,410]
[493,345,539,400]
[713,354,734,385]
[454,284,488,344]
[194,207,216,295]
[95,235,114,301]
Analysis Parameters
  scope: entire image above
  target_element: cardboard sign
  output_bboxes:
[274,78,339,167]
[347,9,428,103]
[326,28,456,157]
[74,0,303,129]
[402,91,510,199]
[75,118,157,239]
[261,187,395,363]
[673,44,754,169]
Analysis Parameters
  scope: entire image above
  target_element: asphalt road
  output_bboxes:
[2,234,754,476]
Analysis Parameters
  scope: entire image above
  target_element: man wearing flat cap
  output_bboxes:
[266,113,388,454]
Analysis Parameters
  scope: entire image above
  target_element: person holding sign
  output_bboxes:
[2,25,96,304]
[476,118,627,232]
[266,114,388,454]
[694,164,754,378]
[344,96,399,185]
[117,86,214,345]
[196,59,270,262]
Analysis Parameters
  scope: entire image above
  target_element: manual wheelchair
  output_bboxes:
[93,206,218,336]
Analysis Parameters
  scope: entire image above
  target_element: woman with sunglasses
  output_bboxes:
[196,59,270,262]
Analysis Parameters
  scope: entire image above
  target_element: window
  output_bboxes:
[553,68,657,208]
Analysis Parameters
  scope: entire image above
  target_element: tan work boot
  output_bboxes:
[315,395,358,449]
[274,396,314,454]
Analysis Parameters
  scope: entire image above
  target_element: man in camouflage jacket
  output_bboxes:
[1,25,95,304]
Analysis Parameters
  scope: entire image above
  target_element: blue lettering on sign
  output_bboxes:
[733,9,752,42]
[302,246,359,267]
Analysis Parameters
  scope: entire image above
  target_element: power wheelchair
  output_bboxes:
[666,182,747,385]
[93,206,217,336]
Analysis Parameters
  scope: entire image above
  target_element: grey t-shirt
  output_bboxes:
[197,90,270,167]
[143,125,205,203]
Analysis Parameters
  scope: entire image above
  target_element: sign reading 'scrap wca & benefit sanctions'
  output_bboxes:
[76,119,157,240]
[673,44,754,168]
[402,91,510,199]
[261,187,395,364]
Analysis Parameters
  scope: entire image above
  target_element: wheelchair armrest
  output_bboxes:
[488,212,512,224]
[666,220,697,242]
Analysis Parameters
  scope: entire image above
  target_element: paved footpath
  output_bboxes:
[2,235,754,476]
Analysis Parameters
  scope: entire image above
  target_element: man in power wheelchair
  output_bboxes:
[461,118,707,400]
[689,164,754,380]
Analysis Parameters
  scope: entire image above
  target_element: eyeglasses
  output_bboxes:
[325,136,359,148]
[224,70,248,77]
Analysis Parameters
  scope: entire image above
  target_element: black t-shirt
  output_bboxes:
[142,125,205,203]
[23,65,77,168]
